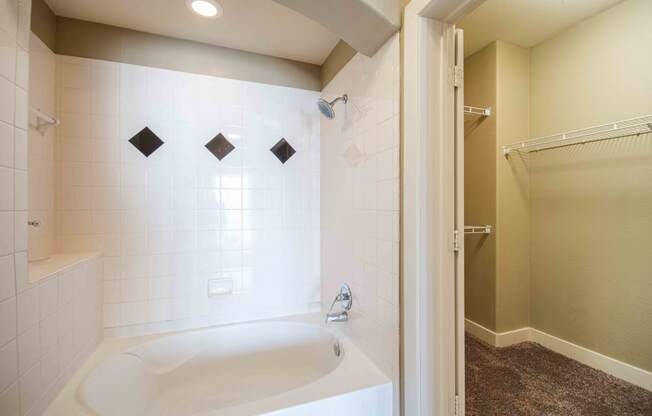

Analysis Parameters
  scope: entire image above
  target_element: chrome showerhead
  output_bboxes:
[317,94,348,119]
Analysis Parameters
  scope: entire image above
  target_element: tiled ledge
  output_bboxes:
[29,251,102,283]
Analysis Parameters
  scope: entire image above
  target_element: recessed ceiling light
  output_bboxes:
[185,0,223,18]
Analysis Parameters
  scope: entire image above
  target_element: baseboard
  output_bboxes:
[529,328,652,392]
[464,319,652,392]
[464,319,530,347]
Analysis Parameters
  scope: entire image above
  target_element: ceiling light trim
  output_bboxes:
[185,0,223,18]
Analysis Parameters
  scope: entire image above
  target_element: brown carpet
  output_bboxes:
[465,334,652,416]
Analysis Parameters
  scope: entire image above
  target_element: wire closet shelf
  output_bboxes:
[502,114,652,156]
[464,225,492,235]
[464,105,491,117]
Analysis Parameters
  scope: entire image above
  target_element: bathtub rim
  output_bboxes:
[45,314,392,416]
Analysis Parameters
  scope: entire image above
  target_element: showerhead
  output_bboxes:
[317,94,348,119]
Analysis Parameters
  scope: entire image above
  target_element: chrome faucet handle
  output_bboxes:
[335,284,352,311]
[326,284,353,323]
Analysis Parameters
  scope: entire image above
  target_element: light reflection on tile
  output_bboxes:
[53,57,320,331]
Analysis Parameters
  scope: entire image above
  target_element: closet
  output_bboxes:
[458,0,652,414]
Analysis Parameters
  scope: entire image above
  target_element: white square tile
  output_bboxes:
[0,339,18,393]
[120,301,148,325]
[14,46,26,89]
[13,210,26,252]
[13,167,25,210]
[12,251,28,293]
[61,61,90,89]
[0,212,14,256]
[0,166,13,210]
[0,121,13,168]
[0,254,15,301]
[18,360,41,414]
[39,313,58,358]
[102,303,119,328]
[102,280,120,303]
[58,112,90,139]
[0,0,18,42]
[12,127,24,170]
[0,296,16,346]
[60,88,91,114]
[0,29,17,82]
[13,86,26,130]
[15,0,30,51]
[38,276,58,320]
[0,75,15,125]
[57,269,75,306]
[121,278,148,302]
[0,381,19,416]
[16,286,38,334]
[40,347,59,391]
[17,324,38,374]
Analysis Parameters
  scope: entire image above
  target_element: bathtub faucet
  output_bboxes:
[326,284,352,323]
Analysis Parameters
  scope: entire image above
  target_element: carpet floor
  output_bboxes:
[465,334,652,416]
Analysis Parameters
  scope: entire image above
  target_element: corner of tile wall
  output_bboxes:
[320,32,400,414]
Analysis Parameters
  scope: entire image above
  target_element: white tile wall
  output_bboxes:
[0,0,29,413]
[27,33,56,260]
[320,33,400,414]
[0,4,105,414]
[54,56,321,330]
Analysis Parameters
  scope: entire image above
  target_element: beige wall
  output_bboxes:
[529,0,652,371]
[320,40,357,88]
[464,43,497,331]
[30,3,323,91]
[495,41,530,332]
[30,0,56,51]
[464,41,530,333]
[55,17,322,91]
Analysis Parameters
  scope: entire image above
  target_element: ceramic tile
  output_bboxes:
[321,33,399,390]
[16,286,38,334]
[12,127,24,170]
[0,121,12,168]
[0,380,19,416]
[0,166,13,211]
[13,86,26,130]
[17,324,38,374]
[0,296,16,346]
[18,360,41,414]
[0,0,18,42]
[0,76,14,125]
[0,340,18,393]
[0,212,14,256]
[0,29,16,82]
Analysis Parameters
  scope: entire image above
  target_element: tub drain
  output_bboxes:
[333,341,342,357]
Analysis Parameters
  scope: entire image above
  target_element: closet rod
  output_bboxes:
[503,114,652,156]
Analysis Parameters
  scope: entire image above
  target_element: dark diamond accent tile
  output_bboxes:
[270,138,296,164]
[128,127,164,157]
[205,133,235,161]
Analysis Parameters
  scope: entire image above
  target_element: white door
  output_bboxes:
[453,27,466,416]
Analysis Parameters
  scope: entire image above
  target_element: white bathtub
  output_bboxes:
[45,318,392,416]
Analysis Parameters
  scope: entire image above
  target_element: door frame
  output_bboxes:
[401,1,481,414]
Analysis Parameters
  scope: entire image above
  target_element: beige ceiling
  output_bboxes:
[458,0,624,57]
[45,0,340,65]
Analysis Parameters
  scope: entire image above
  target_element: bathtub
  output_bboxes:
[45,318,392,416]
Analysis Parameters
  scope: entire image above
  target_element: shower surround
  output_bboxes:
[320,33,400,412]
[53,55,321,332]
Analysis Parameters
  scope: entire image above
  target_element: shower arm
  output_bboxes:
[329,94,348,106]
